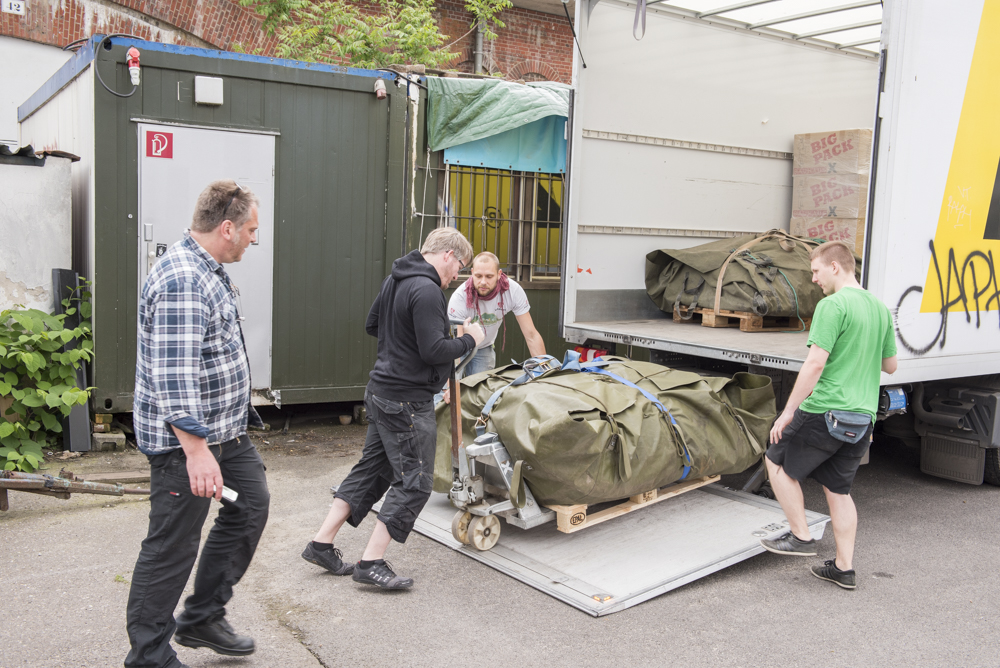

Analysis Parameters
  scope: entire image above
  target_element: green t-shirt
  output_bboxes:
[799,287,897,421]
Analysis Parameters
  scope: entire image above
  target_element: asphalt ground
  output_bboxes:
[1,424,997,668]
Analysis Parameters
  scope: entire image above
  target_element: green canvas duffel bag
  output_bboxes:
[434,355,775,507]
[646,229,826,320]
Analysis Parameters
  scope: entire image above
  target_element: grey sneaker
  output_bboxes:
[760,531,818,556]
[352,560,413,590]
[301,542,355,576]
[811,560,857,589]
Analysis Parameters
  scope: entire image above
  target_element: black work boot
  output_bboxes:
[174,613,255,656]
[760,531,818,556]
[352,560,413,590]
[301,542,355,575]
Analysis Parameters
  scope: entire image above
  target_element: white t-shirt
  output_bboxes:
[447,278,530,349]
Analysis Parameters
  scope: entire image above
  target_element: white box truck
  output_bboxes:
[382,1,1000,614]
[561,0,1000,486]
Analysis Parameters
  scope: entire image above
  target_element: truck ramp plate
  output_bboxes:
[392,485,828,616]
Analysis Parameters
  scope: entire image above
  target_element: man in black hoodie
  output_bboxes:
[301,227,485,589]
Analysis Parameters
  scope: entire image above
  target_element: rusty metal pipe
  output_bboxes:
[1,472,150,496]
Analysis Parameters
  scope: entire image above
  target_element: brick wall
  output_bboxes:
[435,1,574,82]
[1,0,573,83]
[0,0,276,54]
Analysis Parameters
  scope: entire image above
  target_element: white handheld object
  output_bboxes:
[214,485,239,502]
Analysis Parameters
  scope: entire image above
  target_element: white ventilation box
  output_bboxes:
[194,76,224,105]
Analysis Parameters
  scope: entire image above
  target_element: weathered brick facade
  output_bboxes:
[1,0,573,83]
[435,1,573,82]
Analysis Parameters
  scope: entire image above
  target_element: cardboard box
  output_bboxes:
[790,217,866,251]
[792,129,872,176]
[791,173,869,219]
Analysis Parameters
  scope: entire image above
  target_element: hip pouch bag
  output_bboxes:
[824,410,872,444]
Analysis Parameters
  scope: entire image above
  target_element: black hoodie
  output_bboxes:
[365,250,476,403]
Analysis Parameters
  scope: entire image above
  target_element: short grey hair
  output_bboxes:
[191,180,260,233]
[421,227,473,264]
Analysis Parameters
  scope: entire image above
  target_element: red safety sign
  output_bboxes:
[146,131,173,159]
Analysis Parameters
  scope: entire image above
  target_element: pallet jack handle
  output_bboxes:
[448,319,477,459]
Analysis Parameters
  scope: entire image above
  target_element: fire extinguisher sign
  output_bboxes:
[146,131,173,159]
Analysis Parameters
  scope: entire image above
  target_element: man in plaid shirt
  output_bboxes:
[126,180,270,668]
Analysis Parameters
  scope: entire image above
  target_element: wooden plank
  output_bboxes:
[549,475,721,534]
[674,306,810,332]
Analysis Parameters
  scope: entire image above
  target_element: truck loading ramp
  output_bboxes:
[392,485,829,616]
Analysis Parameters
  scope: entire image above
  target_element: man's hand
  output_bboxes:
[463,317,486,347]
[770,410,795,445]
[186,447,223,499]
[171,425,223,500]
[442,385,452,405]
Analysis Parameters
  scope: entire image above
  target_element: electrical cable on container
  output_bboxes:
[90,35,146,98]
[62,37,91,51]
[376,68,428,90]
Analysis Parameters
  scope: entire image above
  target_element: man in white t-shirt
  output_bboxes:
[439,252,546,403]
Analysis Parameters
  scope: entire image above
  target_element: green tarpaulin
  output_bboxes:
[645,230,828,319]
[434,356,775,507]
[426,77,571,152]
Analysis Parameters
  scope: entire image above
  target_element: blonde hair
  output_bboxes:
[421,227,473,264]
[810,241,856,274]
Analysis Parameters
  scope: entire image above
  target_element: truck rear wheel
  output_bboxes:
[985,449,1000,487]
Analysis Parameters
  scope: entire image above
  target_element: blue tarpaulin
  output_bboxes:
[427,77,570,173]
[443,116,566,173]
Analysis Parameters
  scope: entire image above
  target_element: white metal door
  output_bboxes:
[138,123,275,389]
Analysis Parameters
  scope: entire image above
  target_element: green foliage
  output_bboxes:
[465,0,511,41]
[240,0,511,69]
[0,282,93,472]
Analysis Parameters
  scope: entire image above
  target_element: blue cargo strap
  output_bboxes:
[476,355,560,437]
[582,366,692,480]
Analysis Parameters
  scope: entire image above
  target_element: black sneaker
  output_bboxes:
[174,614,255,656]
[301,542,355,575]
[760,531,818,556]
[811,560,857,589]
[352,560,413,590]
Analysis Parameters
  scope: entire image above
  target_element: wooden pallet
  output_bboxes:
[674,306,810,332]
[547,475,720,534]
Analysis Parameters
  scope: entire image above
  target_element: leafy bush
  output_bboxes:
[240,0,512,69]
[0,283,93,472]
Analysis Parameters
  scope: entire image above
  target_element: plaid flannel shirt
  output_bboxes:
[134,231,263,455]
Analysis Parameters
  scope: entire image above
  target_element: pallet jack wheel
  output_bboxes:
[451,511,473,545]
[467,514,501,551]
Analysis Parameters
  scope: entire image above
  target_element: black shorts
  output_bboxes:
[766,408,871,495]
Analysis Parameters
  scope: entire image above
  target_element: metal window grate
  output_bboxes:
[442,165,564,283]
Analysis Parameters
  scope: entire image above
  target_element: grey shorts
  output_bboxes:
[766,408,872,495]
[334,390,436,543]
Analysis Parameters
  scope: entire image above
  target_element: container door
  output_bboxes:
[137,123,275,389]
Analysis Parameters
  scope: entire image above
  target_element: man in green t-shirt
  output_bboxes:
[759,241,897,589]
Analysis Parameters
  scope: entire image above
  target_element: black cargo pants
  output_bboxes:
[125,435,270,668]
[335,389,436,543]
